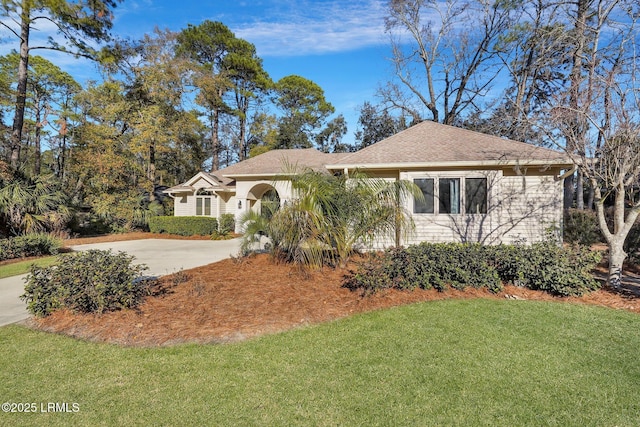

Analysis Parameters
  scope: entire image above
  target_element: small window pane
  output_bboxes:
[465,178,487,214]
[196,198,203,215]
[414,178,434,213]
[204,198,211,216]
[439,178,460,214]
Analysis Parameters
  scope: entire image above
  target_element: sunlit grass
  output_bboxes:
[0,256,58,280]
[1,299,639,426]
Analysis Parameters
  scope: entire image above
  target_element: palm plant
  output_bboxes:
[241,169,423,268]
[0,171,70,236]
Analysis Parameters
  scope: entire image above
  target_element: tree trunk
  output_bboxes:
[148,139,156,202]
[211,109,220,171]
[586,184,594,210]
[34,105,42,175]
[239,113,247,161]
[59,132,67,181]
[576,170,584,210]
[608,240,626,289]
[593,179,640,288]
[563,173,575,210]
[10,4,31,169]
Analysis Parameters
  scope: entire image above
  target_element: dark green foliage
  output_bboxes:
[21,249,153,317]
[345,242,601,297]
[345,243,502,294]
[148,216,219,236]
[0,233,62,262]
[623,219,640,263]
[564,209,602,246]
[490,242,601,297]
[68,212,113,236]
[218,213,236,235]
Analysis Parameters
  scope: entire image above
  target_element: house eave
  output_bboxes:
[325,159,575,171]
[222,173,296,180]
[163,186,194,194]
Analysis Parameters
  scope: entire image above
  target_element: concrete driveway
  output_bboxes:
[0,238,242,327]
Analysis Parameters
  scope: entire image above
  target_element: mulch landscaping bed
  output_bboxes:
[64,232,218,246]
[28,253,640,347]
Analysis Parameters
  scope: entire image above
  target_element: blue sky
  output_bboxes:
[1,0,396,145]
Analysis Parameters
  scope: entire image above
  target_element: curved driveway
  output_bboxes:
[0,238,241,327]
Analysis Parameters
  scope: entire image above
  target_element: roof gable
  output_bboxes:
[185,172,222,187]
[219,148,349,177]
[328,121,571,168]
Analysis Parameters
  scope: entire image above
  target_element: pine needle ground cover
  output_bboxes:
[1,299,639,426]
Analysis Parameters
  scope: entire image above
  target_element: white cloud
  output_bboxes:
[233,0,389,57]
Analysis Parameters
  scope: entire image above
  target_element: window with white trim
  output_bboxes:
[413,177,487,215]
[465,178,487,214]
[439,178,460,214]
[195,189,215,216]
[413,178,434,213]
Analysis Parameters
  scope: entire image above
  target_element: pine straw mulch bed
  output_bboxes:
[64,232,227,246]
[27,253,640,347]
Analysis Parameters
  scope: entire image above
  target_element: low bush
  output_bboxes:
[623,218,640,263]
[564,209,602,246]
[345,241,601,297]
[21,249,154,317]
[489,242,601,296]
[149,216,219,236]
[345,243,502,294]
[0,233,62,262]
[218,214,236,235]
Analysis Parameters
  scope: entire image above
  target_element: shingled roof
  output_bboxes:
[219,148,349,177]
[327,120,571,169]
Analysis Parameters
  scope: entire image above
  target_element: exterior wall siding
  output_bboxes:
[400,169,562,246]
[172,166,564,243]
[173,193,194,217]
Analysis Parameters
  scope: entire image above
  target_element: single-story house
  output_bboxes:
[164,120,574,245]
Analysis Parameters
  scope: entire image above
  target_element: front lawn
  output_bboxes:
[1,299,639,426]
[0,256,58,279]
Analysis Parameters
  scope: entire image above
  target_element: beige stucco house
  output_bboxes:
[164,120,574,245]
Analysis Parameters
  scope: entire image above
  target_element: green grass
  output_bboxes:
[0,256,58,279]
[1,299,639,426]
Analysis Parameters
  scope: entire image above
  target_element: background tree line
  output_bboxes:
[1,0,639,285]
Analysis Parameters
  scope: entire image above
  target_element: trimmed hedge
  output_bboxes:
[21,249,154,317]
[149,216,219,236]
[490,242,601,296]
[0,233,62,262]
[344,241,601,297]
[344,243,502,295]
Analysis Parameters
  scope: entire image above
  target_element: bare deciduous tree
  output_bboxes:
[548,0,639,286]
[382,0,515,124]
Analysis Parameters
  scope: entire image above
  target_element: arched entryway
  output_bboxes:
[246,183,281,218]
[260,189,280,218]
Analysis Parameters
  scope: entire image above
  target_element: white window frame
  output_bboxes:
[410,172,489,216]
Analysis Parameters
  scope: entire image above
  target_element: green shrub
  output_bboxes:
[564,209,602,246]
[410,243,502,292]
[343,252,395,295]
[21,249,154,317]
[345,243,502,294]
[67,212,112,236]
[491,242,601,297]
[148,216,219,236]
[0,233,62,262]
[218,214,236,235]
[623,219,640,263]
[345,241,600,297]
